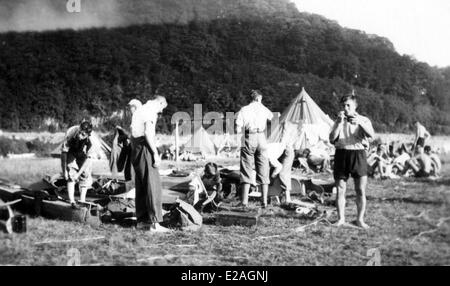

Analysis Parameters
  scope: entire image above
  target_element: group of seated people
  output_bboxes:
[159,146,203,162]
[368,142,441,179]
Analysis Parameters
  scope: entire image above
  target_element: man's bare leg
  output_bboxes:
[240,183,250,206]
[67,181,76,204]
[285,189,291,203]
[261,184,268,207]
[79,186,88,203]
[335,179,347,226]
[354,176,369,229]
[378,161,386,178]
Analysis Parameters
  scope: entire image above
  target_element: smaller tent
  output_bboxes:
[215,133,239,153]
[51,131,111,160]
[182,126,217,156]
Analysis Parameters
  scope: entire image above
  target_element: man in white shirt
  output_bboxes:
[130,96,170,232]
[329,94,375,229]
[236,90,273,208]
[413,122,431,152]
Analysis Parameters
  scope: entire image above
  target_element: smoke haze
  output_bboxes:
[0,0,296,32]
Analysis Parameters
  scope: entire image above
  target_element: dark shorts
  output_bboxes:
[416,137,425,147]
[333,149,368,181]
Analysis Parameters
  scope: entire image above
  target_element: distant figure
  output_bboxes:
[161,149,174,161]
[368,144,390,179]
[424,145,441,176]
[390,145,411,174]
[236,90,273,208]
[303,147,331,173]
[402,146,432,178]
[413,122,431,152]
[329,94,375,229]
[61,121,95,208]
[130,95,170,232]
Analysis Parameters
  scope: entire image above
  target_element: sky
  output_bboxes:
[293,0,450,68]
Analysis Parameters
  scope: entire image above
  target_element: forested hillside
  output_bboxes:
[0,0,449,134]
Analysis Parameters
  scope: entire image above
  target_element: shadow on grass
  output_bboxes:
[347,195,444,206]
[372,196,443,205]
[430,178,450,186]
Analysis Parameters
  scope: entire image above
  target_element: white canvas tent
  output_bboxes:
[269,88,334,150]
[182,126,217,156]
[50,131,111,160]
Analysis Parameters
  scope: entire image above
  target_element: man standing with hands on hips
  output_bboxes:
[236,90,273,208]
[329,94,375,229]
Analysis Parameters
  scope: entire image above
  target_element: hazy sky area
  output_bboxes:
[293,0,450,67]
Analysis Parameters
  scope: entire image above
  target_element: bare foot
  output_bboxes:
[333,220,346,227]
[354,220,370,229]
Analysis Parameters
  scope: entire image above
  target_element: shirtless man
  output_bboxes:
[424,146,441,176]
[402,146,432,178]
[413,122,431,152]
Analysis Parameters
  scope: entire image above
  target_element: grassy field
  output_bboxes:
[0,157,449,266]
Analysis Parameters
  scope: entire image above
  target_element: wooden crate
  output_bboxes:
[215,211,260,227]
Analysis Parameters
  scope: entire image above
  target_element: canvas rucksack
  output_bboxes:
[161,199,202,231]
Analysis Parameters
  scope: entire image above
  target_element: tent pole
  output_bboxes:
[175,121,179,170]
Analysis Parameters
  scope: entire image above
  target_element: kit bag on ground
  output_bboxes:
[96,197,136,222]
[161,199,202,231]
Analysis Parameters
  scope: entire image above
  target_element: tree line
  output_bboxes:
[0,12,449,134]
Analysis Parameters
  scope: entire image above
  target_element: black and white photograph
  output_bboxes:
[0,0,449,270]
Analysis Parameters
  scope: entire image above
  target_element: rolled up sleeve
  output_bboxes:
[235,110,244,132]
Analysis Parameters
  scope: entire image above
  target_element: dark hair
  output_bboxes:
[302,148,311,156]
[424,145,431,153]
[204,162,220,182]
[340,94,357,104]
[79,120,93,134]
[250,89,262,100]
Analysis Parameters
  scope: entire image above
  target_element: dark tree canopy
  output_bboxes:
[0,0,449,134]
